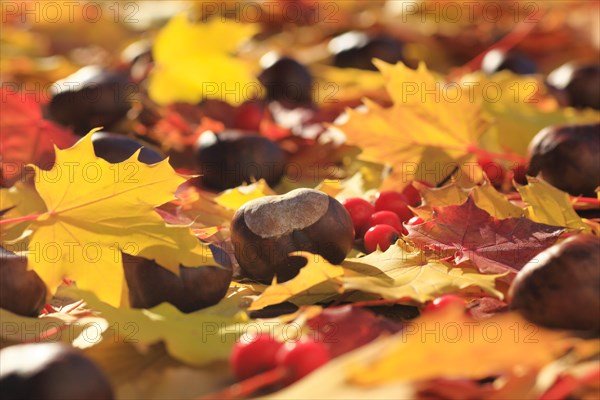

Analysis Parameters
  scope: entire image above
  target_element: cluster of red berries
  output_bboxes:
[478,158,528,188]
[230,333,330,385]
[342,183,427,253]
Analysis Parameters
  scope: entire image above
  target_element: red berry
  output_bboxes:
[276,340,330,384]
[342,198,375,234]
[374,191,413,223]
[234,101,264,131]
[478,158,505,188]
[423,295,466,313]
[363,211,403,236]
[230,333,282,380]
[363,224,400,253]
[406,216,424,226]
[401,183,422,207]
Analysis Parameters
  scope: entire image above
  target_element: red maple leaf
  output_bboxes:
[406,198,564,274]
[1,90,77,186]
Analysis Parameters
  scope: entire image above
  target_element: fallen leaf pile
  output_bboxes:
[1,3,599,400]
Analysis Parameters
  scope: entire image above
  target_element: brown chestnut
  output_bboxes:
[0,247,46,317]
[46,66,133,135]
[509,234,600,331]
[547,62,600,110]
[231,188,354,283]
[122,251,232,313]
[195,130,286,191]
[0,343,114,400]
[91,131,164,164]
[527,123,600,197]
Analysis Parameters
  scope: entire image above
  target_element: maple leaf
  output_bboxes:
[341,241,504,302]
[0,90,77,186]
[214,180,276,210]
[72,289,245,366]
[415,180,524,220]
[7,132,217,306]
[346,309,576,385]
[306,306,402,358]
[457,71,600,156]
[249,243,504,310]
[516,177,590,233]
[148,14,258,105]
[142,104,225,151]
[406,198,564,274]
[470,180,524,219]
[84,341,232,399]
[311,64,385,104]
[0,179,46,243]
[249,253,344,310]
[336,61,490,190]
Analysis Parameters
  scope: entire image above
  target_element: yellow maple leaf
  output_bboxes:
[214,179,276,210]
[341,241,504,302]
[311,65,385,104]
[416,181,523,220]
[517,177,590,232]
[470,180,524,219]
[249,253,344,311]
[347,308,575,385]
[0,179,46,243]
[23,132,216,306]
[148,13,259,105]
[337,61,490,191]
[458,71,600,156]
[73,289,245,366]
[249,243,503,310]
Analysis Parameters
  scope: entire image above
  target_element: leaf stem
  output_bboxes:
[571,196,600,206]
[199,366,288,399]
[24,323,70,343]
[0,213,42,225]
[459,8,545,73]
[466,145,528,164]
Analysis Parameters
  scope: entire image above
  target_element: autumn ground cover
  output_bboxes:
[0,1,599,399]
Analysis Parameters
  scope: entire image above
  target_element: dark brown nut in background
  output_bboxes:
[46,66,133,135]
[547,62,600,110]
[91,131,164,164]
[330,32,404,71]
[527,123,600,197]
[481,49,537,75]
[195,130,286,191]
[258,56,314,107]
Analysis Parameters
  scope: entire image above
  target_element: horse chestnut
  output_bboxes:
[91,132,164,164]
[46,66,133,135]
[195,130,286,191]
[509,234,600,331]
[330,31,404,71]
[0,247,46,317]
[527,123,599,197]
[231,188,353,283]
[547,62,600,110]
[122,250,232,313]
[0,343,114,399]
[481,49,537,75]
[258,56,313,107]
